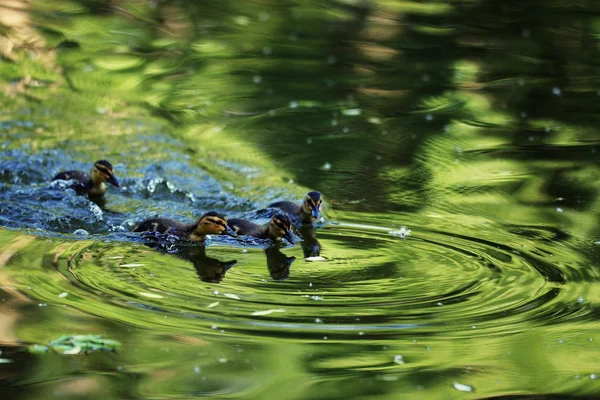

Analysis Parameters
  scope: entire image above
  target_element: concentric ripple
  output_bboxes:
[4,218,594,340]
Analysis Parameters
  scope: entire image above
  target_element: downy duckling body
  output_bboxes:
[132,211,238,241]
[269,191,322,224]
[52,160,120,198]
[227,213,295,244]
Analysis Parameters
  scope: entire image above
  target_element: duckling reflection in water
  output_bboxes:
[298,225,321,258]
[178,246,238,283]
[227,213,296,244]
[265,247,296,281]
[132,211,238,241]
[53,160,120,200]
[269,191,322,224]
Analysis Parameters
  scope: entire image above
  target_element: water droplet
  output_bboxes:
[194,366,201,373]
[323,336,328,340]
[522,29,531,38]
[331,119,338,126]
[425,113,433,121]
[393,355,405,365]
[342,127,350,133]
[258,12,270,21]
[556,208,564,213]
[262,46,272,55]
[253,75,262,84]
[577,297,585,303]
[520,111,527,118]
[73,229,89,237]
[211,325,217,330]
[58,292,68,298]
[591,374,597,380]
[321,163,331,171]
[552,87,561,96]
[289,101,298,109]
[315,318,322,323]
[218,358,228,363]
[518,78,525,86]
[453,382,474,392]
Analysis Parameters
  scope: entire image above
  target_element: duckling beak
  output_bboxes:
[311,207,321,219]
[107,174,120,187]
[283,231,296,244]
[224,225,238,237]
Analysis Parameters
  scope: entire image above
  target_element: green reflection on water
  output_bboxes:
[1,0,600,398]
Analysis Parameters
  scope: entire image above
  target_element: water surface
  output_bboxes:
[0,1,599,398]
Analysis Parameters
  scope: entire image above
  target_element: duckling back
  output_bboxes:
[227,218,269,239]
[268,200,302,215]
[52,170,92,195]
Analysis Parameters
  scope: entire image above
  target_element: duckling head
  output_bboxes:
[268,213,295,244]
[195,211,238,237]
[302,191,322,220]
[91,160,120,187]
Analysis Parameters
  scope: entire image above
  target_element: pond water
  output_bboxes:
[1,1,599,398]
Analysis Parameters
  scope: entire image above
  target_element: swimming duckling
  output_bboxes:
[269,191,322,224]
[52,160,120,198]
[227,213,296,244]
[132,211,238,241]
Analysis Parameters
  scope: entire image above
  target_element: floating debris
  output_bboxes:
[251,309,285,316]
[388,226,411,239]
[341,108,361,116]
[29,334,120,355]
[305,256,326,262]
[138,292,163,299]
[453,382,474,392]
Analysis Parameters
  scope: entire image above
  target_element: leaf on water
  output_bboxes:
[207,302,219,308]
[138,292,163,299]
[251,309,285,316]
[223,293,241,300]
[29,334,120,355]
[453,382,474,392]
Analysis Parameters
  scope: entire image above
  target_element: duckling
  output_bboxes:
[227,213,296,244]
[132,211,238,241]
[269,191,322,224]
[52,160,120,198]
